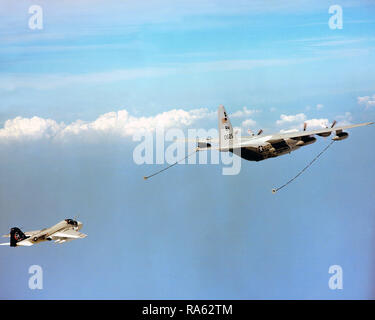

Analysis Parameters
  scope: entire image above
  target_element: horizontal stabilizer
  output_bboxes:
[17,240,34,246]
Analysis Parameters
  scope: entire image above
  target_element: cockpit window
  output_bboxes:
[65,219,77,226]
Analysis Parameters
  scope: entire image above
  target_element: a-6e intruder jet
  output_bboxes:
[193,105,373,161]
[0,219,87,247]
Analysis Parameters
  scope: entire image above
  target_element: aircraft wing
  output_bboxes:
[229,122,373,149]
[174,137,219,144]
[50,229,87,241]
[54,239,74,244]
[16,239,34,246]
[265,122,373,143]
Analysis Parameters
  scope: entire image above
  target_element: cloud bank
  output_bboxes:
[0,108,354,142]
[0,108,215,141]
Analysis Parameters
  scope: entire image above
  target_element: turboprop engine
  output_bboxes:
[317,120,337,137]
[197,142,211,149]
[295,136,317,146]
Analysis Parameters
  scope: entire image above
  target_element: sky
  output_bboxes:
[0,0,374,299]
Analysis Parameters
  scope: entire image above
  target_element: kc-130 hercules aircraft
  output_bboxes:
[194,105,373,161]
[0,219,87,247]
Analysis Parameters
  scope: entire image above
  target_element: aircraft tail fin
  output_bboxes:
[218,105,234,150]
[10,227,27,247]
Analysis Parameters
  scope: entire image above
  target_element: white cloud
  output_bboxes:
[276,113,306,125]
[0,108,355,142]
[316,103,324,110]
[278,119,327,132]
[279,128,299,133]
[276,112,352,132]
[0,108,215,141]
[0,117,64,140]
[230,107,259,118]
[241,119,257,128]
[358,94,375,109]
[304,118,330,129]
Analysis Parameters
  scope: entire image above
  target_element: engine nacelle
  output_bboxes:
[298,136,317,146]
[317,132,331,137]
[197,142,211,149]
[332,132,349,141]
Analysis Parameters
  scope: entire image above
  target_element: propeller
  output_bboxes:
[323,120,337,129]
[318,120,337,137]
[248,129,263,136]
[304,120,335,132]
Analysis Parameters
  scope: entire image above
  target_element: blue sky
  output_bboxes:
[0,0,374,299]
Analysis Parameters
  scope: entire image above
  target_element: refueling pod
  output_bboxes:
[332,131,349,141]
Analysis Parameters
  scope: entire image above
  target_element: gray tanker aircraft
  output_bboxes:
[0,219,87,247]
[193,105,373,161]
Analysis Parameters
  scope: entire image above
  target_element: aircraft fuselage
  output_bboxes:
[230,136,317,162]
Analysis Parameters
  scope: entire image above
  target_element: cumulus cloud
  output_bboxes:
[0,108,354,142]
[279,128,299,133]
[0,117,64,140]
[277,119,327,132]
[230,107,259,118]
[0,108,215,141]
[241,119,257,128]
[276,112,352,132]
[276,113,306,125]
[304,113,352,129]
[304,118,330,129]
[358,94,375,109]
